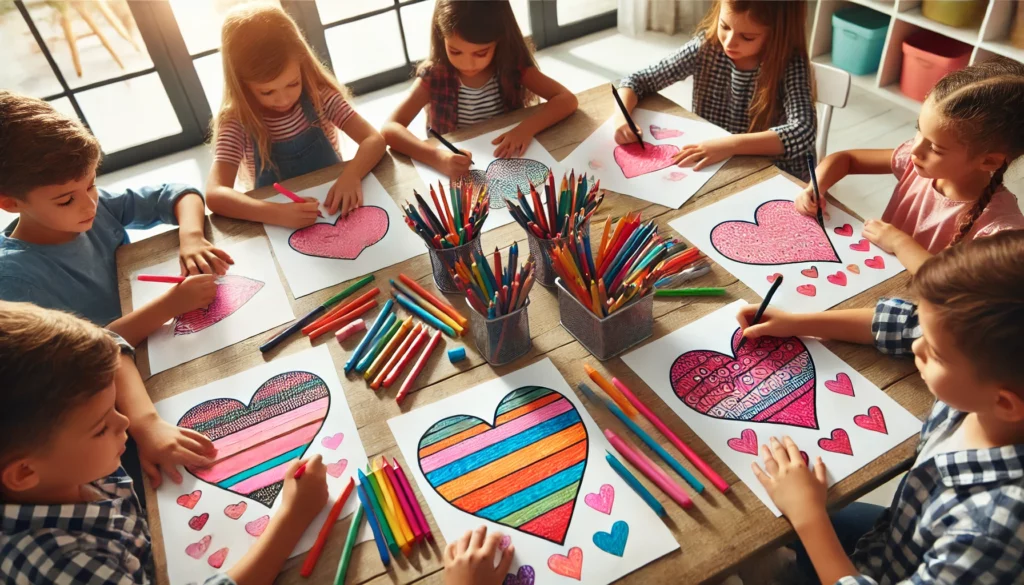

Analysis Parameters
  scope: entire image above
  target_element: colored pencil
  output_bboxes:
[450,246,534,317]
[355,480,390,565]
[428,126,470,164]
[383,326,429,388]
[357,315,401,373]
[273,182,323,217]
[611,84,644,149]
[392,458,432,540]
[375,323,422,390]
[398,273,468,328]
[654,287,726,297]
[376,459,414,547]
[396,329,443,403]
[262,275,375,353]
[361,469,401,553]
[806,152,825,231]
[294,462,308,479]
[611,377,730,492]
[390,279,463,335]
[344,299,393,372]
[384,462,423,543]
[505,170,602,240]
[333,504,364,585]
[308,299,378,341]
[136,274,186,284]
[583,364,639,419]
[300,477,355,577]
[605,451,665,517]
[606,429,692,509]
[364,317,413,381]
[736,274,784,352]
[303,287,381,334]
[402,178,489,248]
[393,291,456,337]
[655,262,711,288]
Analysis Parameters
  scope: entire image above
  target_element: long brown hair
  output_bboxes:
[211,4,350,174]
[926,58,1024,245]
[695,0,812,133]
[418,0,537,110]
[914,230,1024,390]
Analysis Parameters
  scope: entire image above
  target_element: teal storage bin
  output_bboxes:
[832,7,890,75]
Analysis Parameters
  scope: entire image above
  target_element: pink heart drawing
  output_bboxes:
[173,275,265,336]
[865,256,885,269]
[818,429,853,455]
[188,512,209,531]
[547,547,583,581]
[834,224,853,237]
[767,273,782,283]
[245,515,270,537]
[710,200,840,265]
[801,267,818,278]
[289,205,389,260]
[224,501,247,520]
[797,284,817,297]
[649,124,684,140]
[827,271,847,286]
[847,264,861,274]
[824,373,854,396]
[850,239,870,252]
[664,171,688,181]
[854,406,888,434]
[326,458,349,478]
[321,432,344,450]
[727,429,759,455]
[671,328,818,429]
[177,490,202,510]
[499,535,512,551]
[185,535,211,559]
[613,143,680,179]
[208,547,229,569]
[584,484,615,515]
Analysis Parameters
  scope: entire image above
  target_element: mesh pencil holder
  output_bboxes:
[556,278,654,361]
[525,219,591,288]
[466,299,532,366]
[427,236,483,294]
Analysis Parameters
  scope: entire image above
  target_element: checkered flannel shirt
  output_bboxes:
[841,401,1024,584]
[872,298,921,357]
[620,34,817,181]
[419,61,524,134]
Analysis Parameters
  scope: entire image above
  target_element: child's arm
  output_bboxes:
[737,305,875,345]
[381,79,474,178]
[174,193,233,275]
[205,161,321,228]
[491,67,578,158]
[863,219,931,274]
[444,525,516,585]
[615,37,702,144]
[795,149,893,216]
[326,113,386,216]
[106,275,218,347]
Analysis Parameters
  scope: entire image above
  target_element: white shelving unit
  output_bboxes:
[809,0,1024,112]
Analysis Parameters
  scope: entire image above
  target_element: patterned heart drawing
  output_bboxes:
[185,535,211,559]
[671,328,818,429]
[289,206,389,260]
[174,275,265,336]
[865,256,885,269]
[224,501,247,519]
[176,371,330,508]
[584,484,614,515]
[818,429,853,455]
[710,200,840,265]
[593,520,629,557]
[504,565,535,585]
[188,513,209,531]
[417,386,588,545]
[208,547,229,569]
[486,158,550,210]
[847,264,861,274]
[613,143,680,179]
[548,547,583,580]
[727,429,759,455]
[245,515,270,537]
[834,224,853,237]
[850,239,870,252]
[824,373,854,396]
[649,124,684,140]
[854,406,887,434]
[827,271,847,286]
[800,267,818,278]
[177,490,202,509]
[797,284,817,297]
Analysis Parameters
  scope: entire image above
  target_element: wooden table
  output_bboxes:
[118,85,931,585]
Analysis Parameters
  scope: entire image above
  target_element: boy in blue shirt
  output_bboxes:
[0,91,234,346]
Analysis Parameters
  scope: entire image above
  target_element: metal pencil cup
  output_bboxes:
[466,299,532,366]
[555,278,654,361]
[427,236,483,294]
[525,219,591,288]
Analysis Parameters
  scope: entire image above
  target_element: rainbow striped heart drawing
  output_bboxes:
[417,386,588,545]
[177,371,330,507]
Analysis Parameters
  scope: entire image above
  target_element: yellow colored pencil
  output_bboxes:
[364,317,413,380]
[374,462,414,546]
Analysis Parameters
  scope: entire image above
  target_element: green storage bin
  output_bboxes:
[921,0,987,28]
[832,7,890,75]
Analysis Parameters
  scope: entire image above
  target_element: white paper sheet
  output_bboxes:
[263,173,424,297]
[388,358,679,584]
[621,301,921,515]
[669,175,906,313]
[411,124,562,233]
[153,346,371,585]
[559,109,732,208]
[130,238,294,375]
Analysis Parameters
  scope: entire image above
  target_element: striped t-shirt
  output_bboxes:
[457,75,504,128]
[214,86,355,184]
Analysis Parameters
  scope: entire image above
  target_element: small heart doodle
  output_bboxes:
[649,124,684,140]
[847,264,860,274]
[208,547,229,569]
[664,171,687,182]
[547,547,583,580]
[818,429,853,455]
[188,512,209,531]
[223,501,247,520]
[854,406,888,434]
[185,535,211,559]
[245,515,270,537]
[833,224,853,237]
[864,256,885,269]
[321,432,344,450]
[326,459,349,478]
[826,271,847,286]
[727,429,759,455]
[800,267,818,278]
[767,273,782,283]
[824,373,854,396]
[503,565,535,585]
[593,520,629,557]
[177,490,202,510]
[584,484,615,515]
[588,159,603,170]
[797,284,817,297]
[849,239,870,252]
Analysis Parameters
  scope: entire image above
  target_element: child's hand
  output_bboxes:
[167,274,218,315]
[491,125,533,158]
[444,525,515,585]
[674,137,734,170]
[279,456,329,527]
[794,185,828,218]
[614,120,641,145]
[438,149,473,178]
[327,173,363,217]
[736,305,803,339]
[752,436,828,528]
[178,233,234,276]
[275,199,321,229]
[131,414,216,488]
[862,219,907,254]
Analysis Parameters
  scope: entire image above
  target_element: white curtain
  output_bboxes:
[647,0,712,35]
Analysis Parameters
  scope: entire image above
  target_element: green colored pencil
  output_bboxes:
[333,505,364,585]
[361,470,399,555]
[325,274,376,308]
[654,287,727,297]
[356,317,401,372]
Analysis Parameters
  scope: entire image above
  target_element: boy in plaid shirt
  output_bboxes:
[0,302,330,585]
[734,229,1024,584]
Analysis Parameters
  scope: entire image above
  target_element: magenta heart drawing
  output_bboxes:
[649,124,684,140]
[827,271,847,286]
[185,535,211,559]
[824,373,854,396]
[584,484,615,515]
[504,565,536,585]
[710,200,840,265]
[850,239,870,252]
[670,328,818,429]
[188,512,209,531]
[727,429,759,455]
[613,143,680,179]
[834,224,853,237]
[865,256,886,269]
[818,429,853,455]
[177,490,202,509]
[173,275,265,336]
[854,406,888,434]
[288,205,389,260]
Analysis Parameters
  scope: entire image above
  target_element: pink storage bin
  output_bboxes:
[900,31,971,102]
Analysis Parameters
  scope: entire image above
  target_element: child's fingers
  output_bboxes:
[208,254,229,276]
[174,447,213,471]
[181,428,216,453]
[444,541,457,563]
[735,304,760,328]
[193,255,213,275]
[814,458,827,484]
[750,462,771,488]
[497,544,515,577]
[162,461,184,484]
[782,436,803,465]
[692,157,711,171]
[769,437,790,464]
[211,247,234,265]
[455,528,473,556]
[184,258,200,276]
[491,133,506,146]
[481,531,503,557]
[469,524,487,550]
[760,444,779,475]
[142,459,162,488]
[743,322,773,339]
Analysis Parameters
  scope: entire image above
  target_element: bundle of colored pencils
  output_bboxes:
[505,169,603,240]
[402,178,490,248]
[550,212,703,317]
[450,242,535,318]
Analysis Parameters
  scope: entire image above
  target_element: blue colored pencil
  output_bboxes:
[605,451,665,517]
[355,480,390,565]
[356,314,400,373]
[345,299,394,373]
[392,291,456,337]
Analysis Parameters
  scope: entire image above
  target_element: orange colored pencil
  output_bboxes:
[308,299,378,340]
[299,476,355,577]
[384,326,429,388]
[303,287,380,335]
[398,274,468,328]
[596,215,612,267]
[365,317,413,381]
[373,323,421,389]
[583,364,639,419]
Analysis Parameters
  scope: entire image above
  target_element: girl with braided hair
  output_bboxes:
[796,58,1024,273]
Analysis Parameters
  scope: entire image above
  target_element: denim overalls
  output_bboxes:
[252,93,341,188]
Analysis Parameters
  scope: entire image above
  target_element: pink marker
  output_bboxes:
[392,458,432,541]
[335,319,366,342]
[605,429,693,509]
[273,182,323,217]
[137,274,186,284]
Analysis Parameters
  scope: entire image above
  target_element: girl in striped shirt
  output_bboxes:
[382,0,577,180]
[206,5,385,227]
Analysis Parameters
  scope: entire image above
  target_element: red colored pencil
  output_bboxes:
[398,273,468,328]
[137,274,186,284]
[374,323,422,390]
[396,329,443,403]
[300,477,355,577]
[302,287,381,335]
[307,299,378,340]
[293,462,308,479]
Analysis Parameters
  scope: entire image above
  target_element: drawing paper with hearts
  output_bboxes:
[388,358,677,583]
[620,301,920,515]
[263,173,423,297]
[669,175,905,312]
[559,108,731,208]
[153,346,371,585]
[130,238,294,375]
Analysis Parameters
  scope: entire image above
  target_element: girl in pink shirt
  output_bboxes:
[796,59,1024,273]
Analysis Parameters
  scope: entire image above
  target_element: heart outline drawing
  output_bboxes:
[177,490,202,509]
[797,284,817,297]
[613,143,681,179]
[727,429,759,455]
[176,371,331,508]
[417,386,588,546]
[827,271,847,286]
[188,512,209,531]
[548,547,583,580]
[818,428,853,455]
[173,275,265,336]
[584,484,615,515]
[710,200,841,266]
[288,205,389,260]
[854,406,887,434]
[185,535,211,559]
[593,520,629,557]
[824,373,854,396]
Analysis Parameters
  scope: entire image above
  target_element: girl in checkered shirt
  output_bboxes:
[382,0,577,180]
[617,0,817,180]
